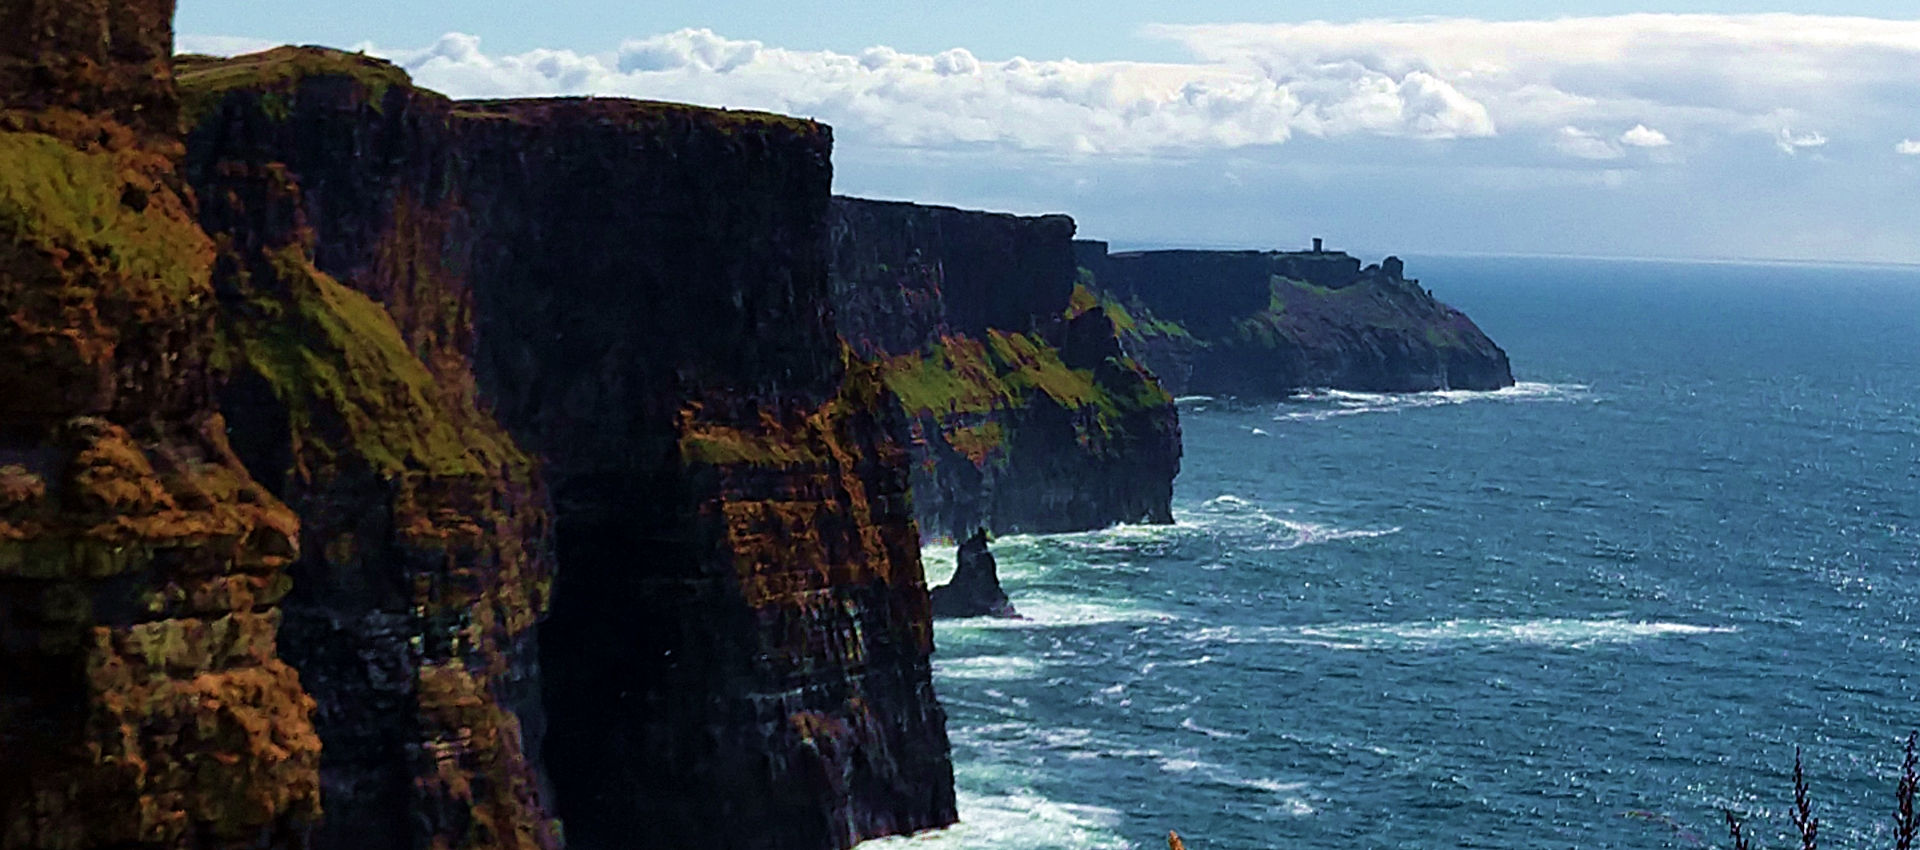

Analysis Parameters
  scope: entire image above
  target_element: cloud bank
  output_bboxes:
[189,14,1920,163]
[178,15,1920,262]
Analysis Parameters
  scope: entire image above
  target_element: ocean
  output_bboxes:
[866,254,1920,849]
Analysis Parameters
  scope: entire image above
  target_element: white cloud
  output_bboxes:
[176,34,280,56]
[1152,15,1920,156]
[175,14,1920,262]
[1776,128,1829,154]
[181,15,1919,164]
[1619,125,1671,148]
[306,27,1500,155]
[231,13,1916,168]
[618,29,760,73]
[1555,126,1623,160]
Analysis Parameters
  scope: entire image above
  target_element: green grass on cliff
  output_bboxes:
[883,336,1018,418]
[176,47,415,126]
[219,245,525,481]
[985,329,1104,411]
[450,97,824,139]
[881,325,1169,448]
[1221,276,1481,354]
[0,132,209,307]
[1066,283,1191,342]
[177,47,825,145]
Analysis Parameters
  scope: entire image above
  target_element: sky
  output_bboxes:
[175,2,1920,264]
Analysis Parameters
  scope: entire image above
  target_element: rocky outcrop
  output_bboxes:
[1076,241,1514,397]
[928,530,1016,619]
[176,49,955,850]
[830,198,1181,540]
[0,2,321,847]
[181,49,559,850]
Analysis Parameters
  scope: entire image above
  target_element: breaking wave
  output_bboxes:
[1185,617,1737,651]
[1273,382,1585,422]
[1183,494,1401,550]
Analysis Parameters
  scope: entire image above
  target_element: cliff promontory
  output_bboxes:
[831,198,1181,540]
[1076,241,1514,397]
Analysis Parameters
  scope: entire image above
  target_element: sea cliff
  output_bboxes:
[173,48,957,849]
[830,198,1181,540]
[0,2,322,846]
[1075,241,1514,397]
[2,18,956,850]
[181,48,559,850]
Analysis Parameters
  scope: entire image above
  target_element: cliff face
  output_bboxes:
[457,101,953,850]
[176,51,954,850]
[180,49,559,850]
[1077,243,1514,396]
[0,3,321,847]
[830,198,1181,540]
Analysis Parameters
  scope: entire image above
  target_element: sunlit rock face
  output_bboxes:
[829,198,1181,541]
[0,2,322,847]
[180,48,559,850]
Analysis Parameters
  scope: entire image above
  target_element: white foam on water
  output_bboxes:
[861,788,1132,850]
[1182,494,1401,551]
[933,655,1046,681]
[1179,716,1246,740]
[1273,381,1586,422]
[921,543,959,587]
[1005,521,1195,557]
[940,592,1175,631]
[1188,617,1737,651]
[1154,755,1318,816]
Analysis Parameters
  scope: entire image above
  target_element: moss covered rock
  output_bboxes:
[180,51,558,850]
[0,2,321,847]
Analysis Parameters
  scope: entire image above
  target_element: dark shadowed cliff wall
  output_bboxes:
[177,49,955,850]
[1077,242,1514,396]
[0,2,322,847]
[829,198,1180,540]
[457,100,953,850]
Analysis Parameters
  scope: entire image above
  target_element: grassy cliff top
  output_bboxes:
[175,45,825,138]
[176,46,417,123]
[454,97,825,139]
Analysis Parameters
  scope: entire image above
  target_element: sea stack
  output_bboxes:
[931,529,1019,618]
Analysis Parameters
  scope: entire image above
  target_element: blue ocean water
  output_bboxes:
[869,255,1920,850]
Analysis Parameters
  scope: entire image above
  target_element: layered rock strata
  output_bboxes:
[180,48,559,850]
[1074,241,1514,396]
[176,50,956,850]
[0,2,321,846]
[830,198,1181,540]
